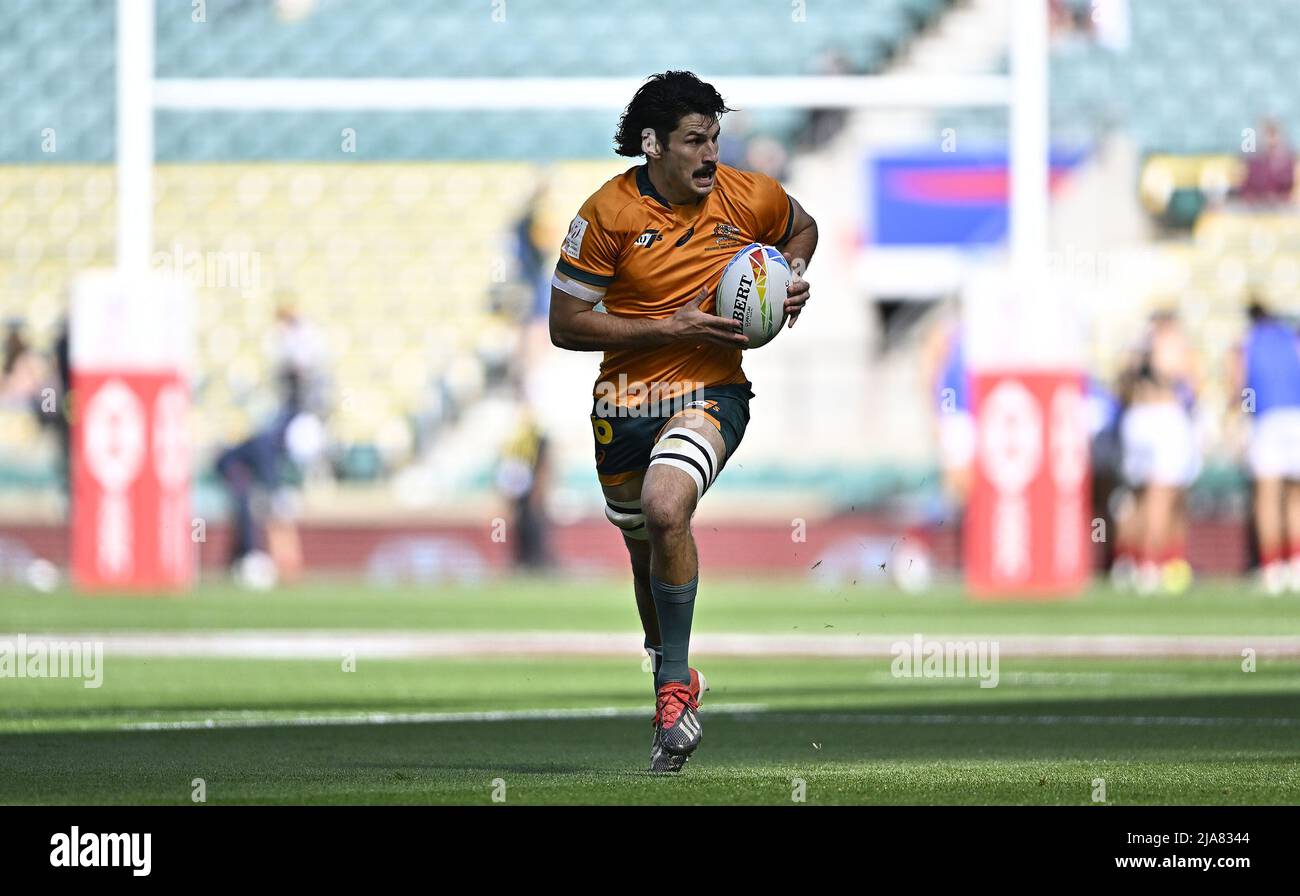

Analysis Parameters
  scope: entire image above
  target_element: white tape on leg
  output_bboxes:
[604,496,648,540]
[649,428,719,501]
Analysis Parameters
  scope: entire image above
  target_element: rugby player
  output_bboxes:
[548,71,818,771]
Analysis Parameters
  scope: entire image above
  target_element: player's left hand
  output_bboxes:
[782,252,810,329]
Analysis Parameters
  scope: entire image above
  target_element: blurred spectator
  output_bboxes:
[1238,119,1295,206]
[1,317,68,496]
[42,319,72,495]
[1051,0,1129,50]
[215,356,327,587]
[921,306,973,509]
[496,402,553,571]
[798,49,852,150]
[718,111,753,169]
[512,183,554,322]
[1086,375,1124,572]
[1228,301,1300,593]
[271,301,331,415]
[1,318,47,409]
[215,382,295,586]
[745,136,789,181]
[1050,0,1094,45]
[1116,310,1201,594]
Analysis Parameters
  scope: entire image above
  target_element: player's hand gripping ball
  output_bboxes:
[715,243,790,349]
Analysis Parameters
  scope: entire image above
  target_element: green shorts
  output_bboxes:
[590,382,754,486]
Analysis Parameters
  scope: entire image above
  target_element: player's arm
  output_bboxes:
[775,196,818,329]
[549,274,748,352]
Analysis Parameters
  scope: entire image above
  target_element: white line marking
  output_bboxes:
[102,706,1300,733]
[5,631,1299,660]
[117,704,766,732]
[747,712,1300,728]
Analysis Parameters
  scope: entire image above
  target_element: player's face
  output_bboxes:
[664,114,721,201]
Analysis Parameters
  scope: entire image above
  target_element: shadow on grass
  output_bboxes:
[1,690,1298,802]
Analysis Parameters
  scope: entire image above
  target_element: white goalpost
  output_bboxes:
[108,0,1057,592]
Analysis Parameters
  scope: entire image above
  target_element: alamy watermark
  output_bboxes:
[592,377,711,420]
[50,827,150,876]
[0,635,103,688]
[151,241,262,298]
[890,634,1000,688]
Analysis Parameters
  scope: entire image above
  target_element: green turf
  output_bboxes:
[2,578,1298,804]
[1,654,1298,804]
[2,577,1298,635]
[6,713,1297,805]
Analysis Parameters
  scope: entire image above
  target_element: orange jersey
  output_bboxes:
[555,163,793,406]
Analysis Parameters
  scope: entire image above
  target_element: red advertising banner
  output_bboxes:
[69,271,193,593]
[965,370,1090,598]
[70,372,192,591]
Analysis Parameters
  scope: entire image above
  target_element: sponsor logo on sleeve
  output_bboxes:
[563,215,590,259]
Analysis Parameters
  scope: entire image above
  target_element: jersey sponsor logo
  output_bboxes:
[635,228,664,249]
[562,215,589,259]
[674,227,695,247]
[712,222,745,250]
[683,399,719,412]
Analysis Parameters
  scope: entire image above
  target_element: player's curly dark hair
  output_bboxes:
[613,71,734,158]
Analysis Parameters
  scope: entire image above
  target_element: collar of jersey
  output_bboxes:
[636,165,717,228]
[636,164,685,212]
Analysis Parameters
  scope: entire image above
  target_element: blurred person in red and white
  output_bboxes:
[1115,310,1202,594]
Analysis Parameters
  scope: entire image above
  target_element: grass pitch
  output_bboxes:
[1,578,1298,804]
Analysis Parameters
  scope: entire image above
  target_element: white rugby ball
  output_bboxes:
[715,242,790,349]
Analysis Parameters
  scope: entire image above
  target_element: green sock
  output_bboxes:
[650,574,697,688]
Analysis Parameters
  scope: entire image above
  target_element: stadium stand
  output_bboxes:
[0,0,952,510]
[938,0,1300,155]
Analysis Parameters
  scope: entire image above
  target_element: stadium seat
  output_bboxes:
[0,0,954,490]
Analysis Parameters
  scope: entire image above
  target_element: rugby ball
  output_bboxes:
[715,243,790,349]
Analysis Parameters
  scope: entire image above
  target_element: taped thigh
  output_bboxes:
[648,425,721,502]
